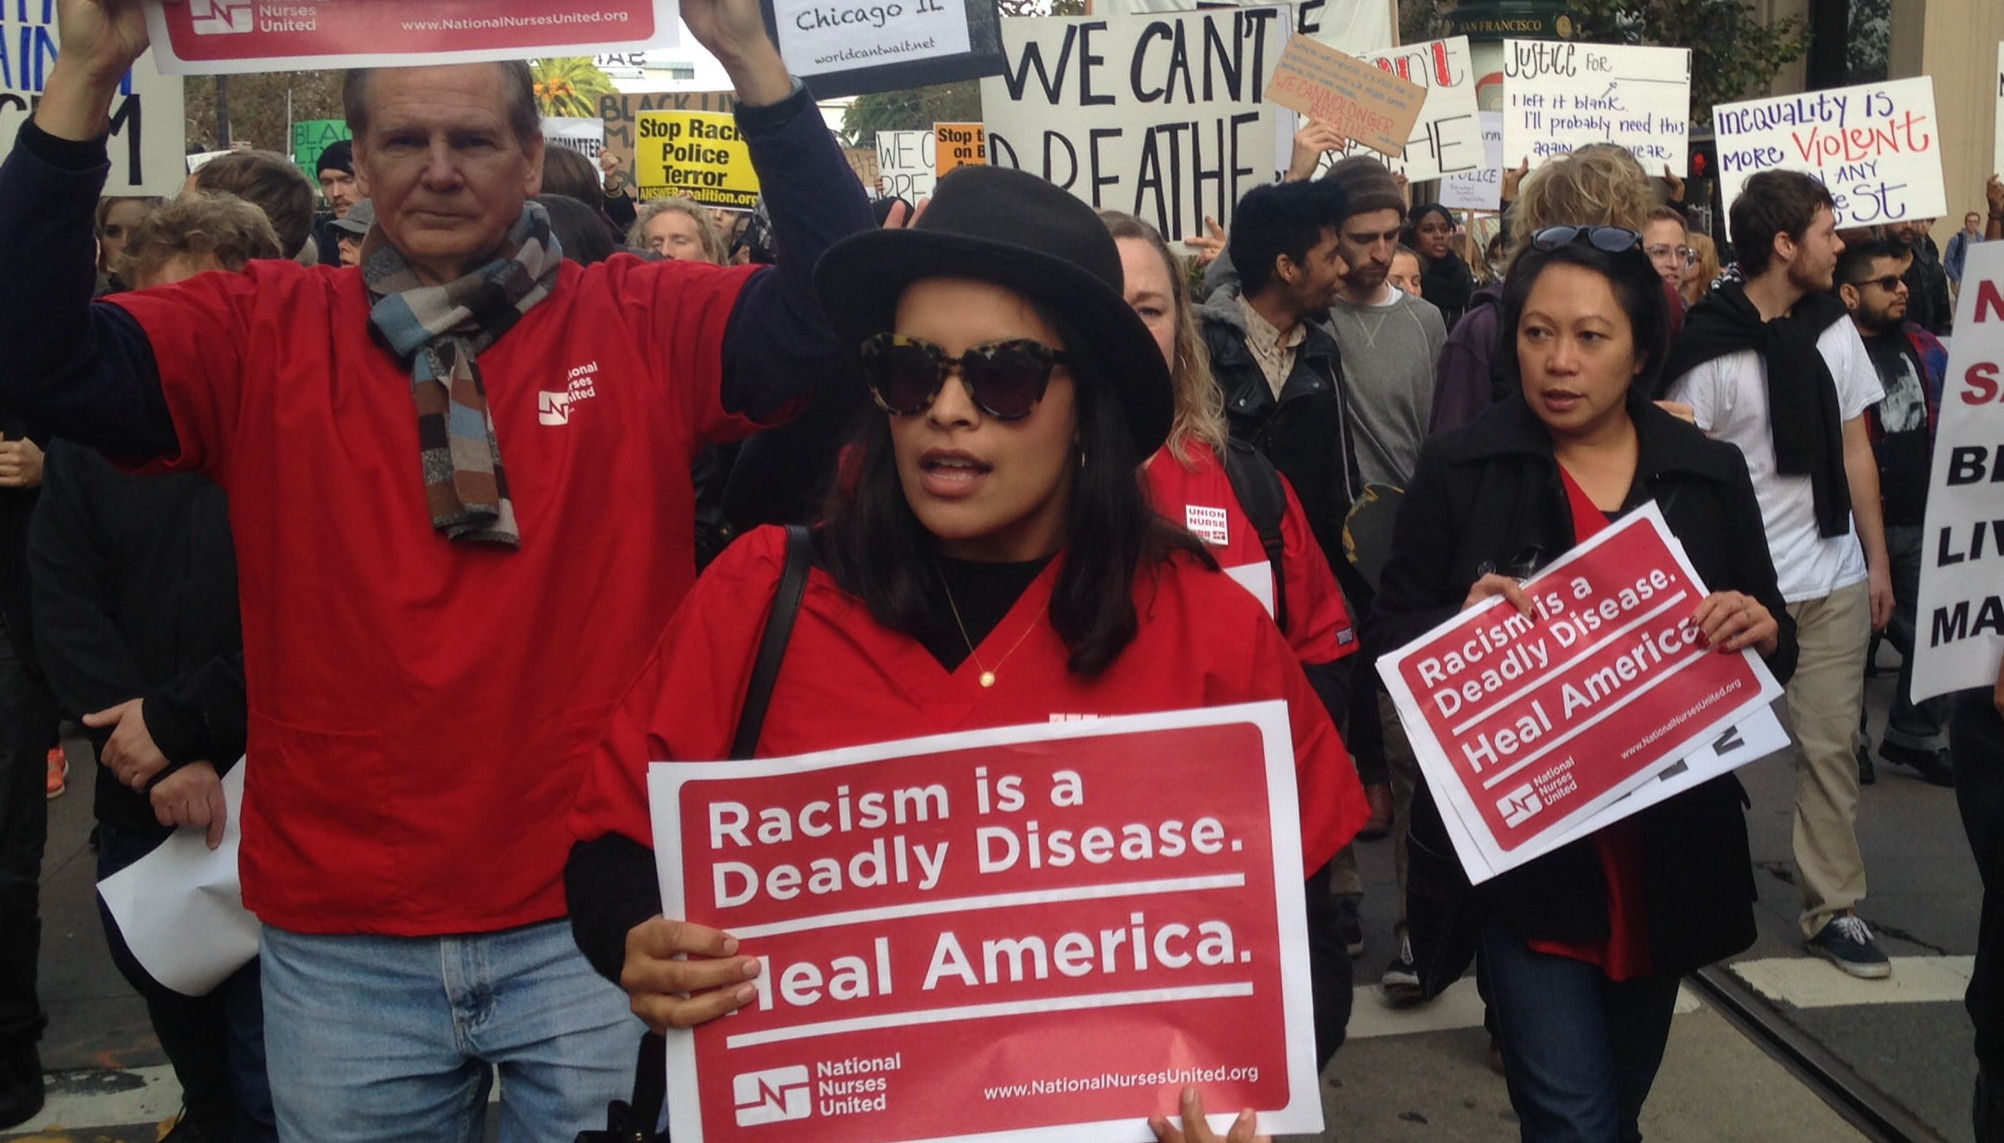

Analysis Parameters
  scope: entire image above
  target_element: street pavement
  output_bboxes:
[4,648,1983,1141]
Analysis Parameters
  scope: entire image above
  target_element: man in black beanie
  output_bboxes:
[312,138,357,266]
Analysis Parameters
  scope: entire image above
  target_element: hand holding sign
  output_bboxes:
[621,916,764,1034]
[36,0,162,139]
[1287,120,1350,182]
[1149,1088,1270,1143]
[682,0,795,105]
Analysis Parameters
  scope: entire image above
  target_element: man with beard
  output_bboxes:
[1837,238,1950,786]
[1663,170,1895,979]
[1891,216,1952,336]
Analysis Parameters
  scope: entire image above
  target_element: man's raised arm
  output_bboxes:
[0,0,178,459]
[692,0,874,420]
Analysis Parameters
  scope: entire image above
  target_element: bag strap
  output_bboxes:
[731,524,812,762]
[1220,439,1290,633]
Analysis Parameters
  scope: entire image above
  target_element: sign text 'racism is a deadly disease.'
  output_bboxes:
[3,8,185,196]
[772,0,970,78]
[982,8,1288,244]
[649,705,1323,1143]
[1501,39,1690,172]
[1378,508,1780,882]
[1913,243,2004,703]
[636,110,760,208]
[1712,76,1943,229]
[141,0,679,74]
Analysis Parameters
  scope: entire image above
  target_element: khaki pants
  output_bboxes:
[1785,580,1872,939]
[1328,693,1420,920]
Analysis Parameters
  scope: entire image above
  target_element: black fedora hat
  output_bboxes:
[815,165,1173,458]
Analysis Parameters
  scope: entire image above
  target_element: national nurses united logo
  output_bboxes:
[733,1065,812,1126]
[1496,783,1543,828]
[189,0,256,34]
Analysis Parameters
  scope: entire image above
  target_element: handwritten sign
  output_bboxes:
[1501,40,1690,173]
[1264,35,1424,159]
[1440,110,1504,211]
[773,0,971,80]
[1378,508,1781,882]
[1913,243,2004,702]
[935,122,988,177]
[1711,77,1944,229]
[290,118,350,179]
[876,129,937,201]
[651,705,1324,1143]
[982,8,1289,244]
[635,110,760,209]
[142,0,680,74]
[1,12,185,197]
[844,147,882,198]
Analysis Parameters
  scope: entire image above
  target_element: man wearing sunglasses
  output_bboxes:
[1837,238,1951,788]
[1661,169,1896,981]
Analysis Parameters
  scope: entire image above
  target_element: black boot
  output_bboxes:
[0,1042,44,1130]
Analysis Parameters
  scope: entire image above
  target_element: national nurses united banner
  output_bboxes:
[648,705,1324,1143]
[1378,507,1782,883]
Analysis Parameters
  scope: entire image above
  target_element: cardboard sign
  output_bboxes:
[635,110,760,209]
[1265,35,1424,160]
[290,118,350,179]
[1378,507,1782,882]
[649,704,1323,1143]
[1712,76,1945,229]
[773,0,972,79]
[935,122,988,177]
[845,147,883,197]
[982,8,1289,244]
[0,14,185,197]
[1913,243,2004,702]
[1440,110,1504,211]
[142,0,680,74]
[876,130,937,201]
[1326,36,1480,182]
[1501,40,1690,173]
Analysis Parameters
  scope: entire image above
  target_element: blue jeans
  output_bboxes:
[260,918,639,1143]
[97,823,276,1142]
[1480,922,1681,1143]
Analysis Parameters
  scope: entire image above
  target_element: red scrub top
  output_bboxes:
[1143,440,1358,667]
[572,526,1368,882]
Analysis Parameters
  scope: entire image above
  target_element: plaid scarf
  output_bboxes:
[363,203,563,547]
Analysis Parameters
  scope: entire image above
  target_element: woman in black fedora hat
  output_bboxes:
[565,165,1368,1142]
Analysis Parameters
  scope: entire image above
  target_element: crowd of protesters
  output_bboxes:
[0,1,2002,1141]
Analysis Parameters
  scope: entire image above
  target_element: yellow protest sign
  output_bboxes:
[934,123,987,177]
[635,110,760,209]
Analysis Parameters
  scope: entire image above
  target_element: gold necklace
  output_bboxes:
[938,564,1039,688]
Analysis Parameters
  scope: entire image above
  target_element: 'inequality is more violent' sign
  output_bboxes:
[1711,76,1944,229]
[1378,507,1781,882]
[649,704,1324,1143]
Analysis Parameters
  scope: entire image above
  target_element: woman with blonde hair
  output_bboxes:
[1430,146,1678,433]
[1682,232,1721,306]
[626,196,729,264]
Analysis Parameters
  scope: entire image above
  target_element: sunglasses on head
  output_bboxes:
[1532,226,1643,254]
[859,333,1071,421]
[1849,274,1905,293]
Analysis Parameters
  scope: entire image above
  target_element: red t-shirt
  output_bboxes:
[1142,440,1356,667]
[1525,468,1652,980]
[109,255,763,936]
[572,526,1368,883]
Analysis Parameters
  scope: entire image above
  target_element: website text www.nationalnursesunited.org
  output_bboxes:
[1620,677,1743,761]
[400,10,632,32]
[983,1065,1259,1102]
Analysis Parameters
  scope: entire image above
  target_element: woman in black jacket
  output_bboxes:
[1407,203,1477,329]
[1368,227,1798,1143]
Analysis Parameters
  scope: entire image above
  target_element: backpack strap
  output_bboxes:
[730,524,812,761]
[1220,439,1290,633]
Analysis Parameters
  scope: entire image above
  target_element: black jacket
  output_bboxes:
[29,440,245,835]
[1198,288,1364,578]
[1367,397,1798,976]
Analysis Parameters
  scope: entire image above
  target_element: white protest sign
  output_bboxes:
[542,117,607,182]
[1121,0,1395,54]
[1441,110,1504,211]
[1501,40,1690,173]
[1,13,185,197]
[876,129,937,201]
[1994,43,2003,180]
[1913,242,2004,702]
[1712,77,1944,230]
[1323,37,1481,182]
[774,0,971,78]
[983,8,1289,244]
[184,149,233,174]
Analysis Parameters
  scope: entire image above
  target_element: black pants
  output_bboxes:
[1953,688,2004,1141]
[1305,860,1354,1069]
[0,632,56,1110]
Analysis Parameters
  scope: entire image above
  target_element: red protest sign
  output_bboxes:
[142,0,680,75]
[647,704,1323,1143]
[1378,506,1781,882]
